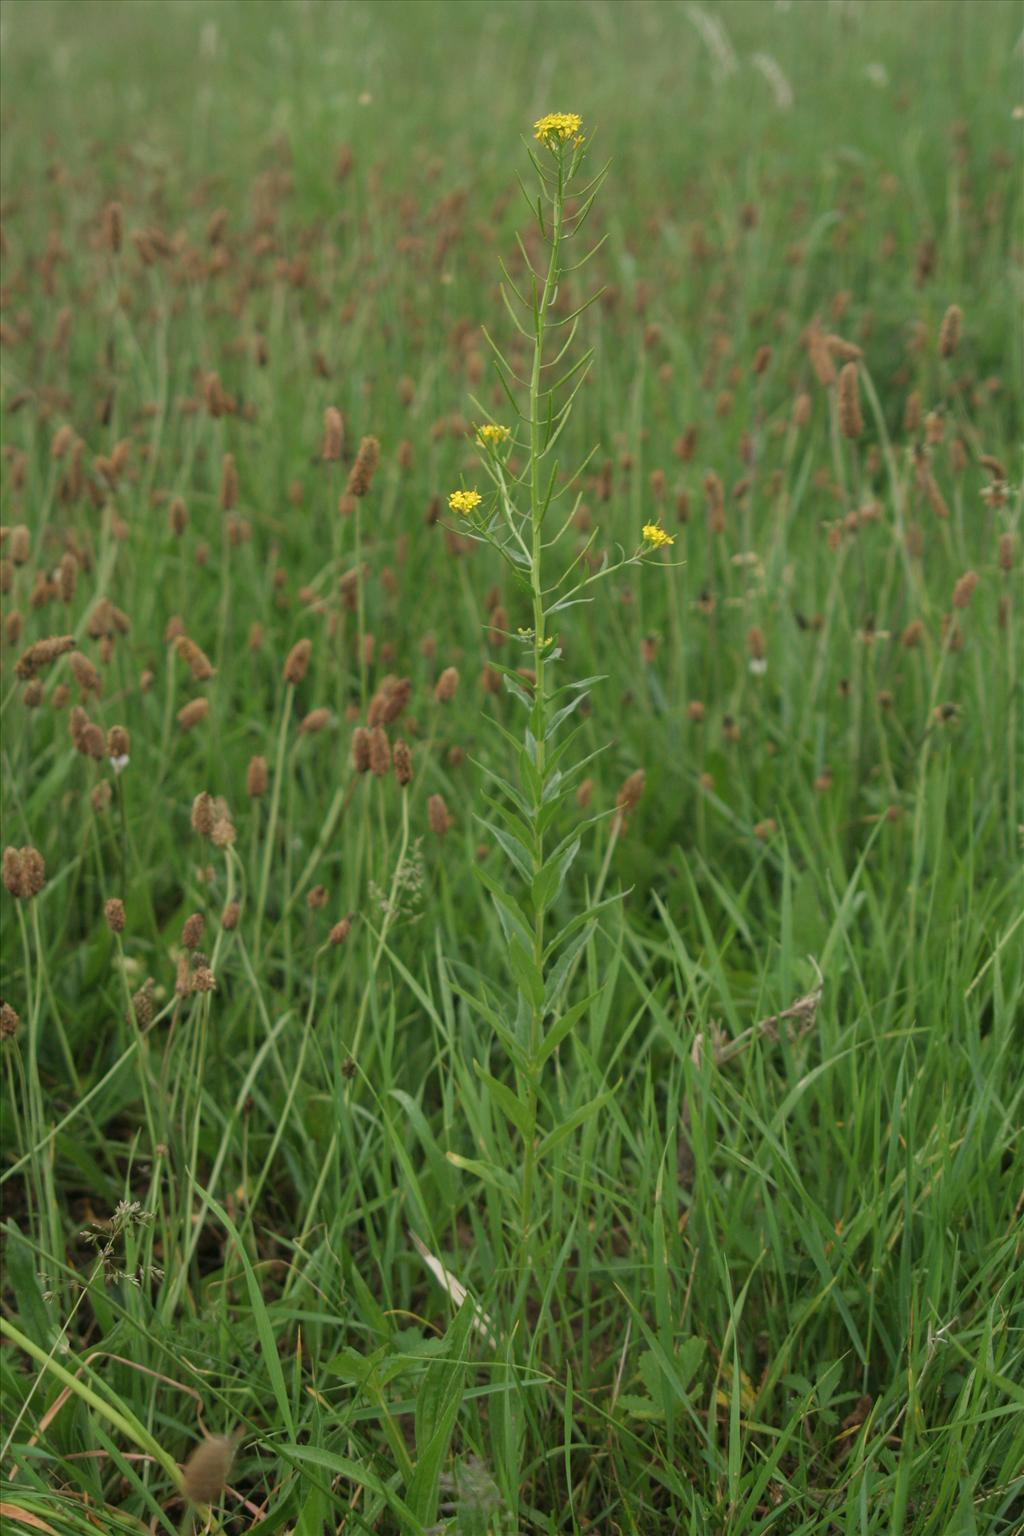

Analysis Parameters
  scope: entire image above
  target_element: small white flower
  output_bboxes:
[749,658,768,677]
[110,754,130,774]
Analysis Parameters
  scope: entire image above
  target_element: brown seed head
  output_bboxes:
[616,770,646,817]
[998,533,1014,572]
[283,639,312,685]
[307,885,328,910]
[211,817,236,848]
[104,898,126,934]
[434,666,459,703]
[428,793,452,836]
[393,738,413,786]
[838,363,863,439]
[351,727,371,773]
[191,793,216,838]
[101,201,122,254]
[3,847,45,900]
[9,526,30,565]
[903,390,922,435]
[69,651,102,696]
[368,675,411,726]
[951,570,977,609]
[107,725,130,760]
[221,900,240,931]
[322,407,344,462]
[300,707,331,734]
[329,915,353,945]
[246,756,269,798]
[177,636,216,682]
[1,1001,21,1039]
[177,698,210,732]
[938,304,962,358]
[15,635,75,680]
[369,726,391,777]
[346,435,381,498]
[181,912,205,950]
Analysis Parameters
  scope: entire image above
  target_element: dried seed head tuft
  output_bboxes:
[951,570,977,609]
[177,637,216,682]
[346,435,381,498]
[283,639,312,685]
[351,727,371,773]
[181,912,205,950]
[307,885,328,910]
[15,635,75,680]
[104,898,126,934]
[221,900,240,930]
[101,201,122,254]
[616,770,646,819]
[3,846,45,901]
[368,675,411,726]
[434,666,459,703]
[211,817,236,848]
[998,532,1014,573]
[938,304,962,358]
[107,725,130,760]
[369,726,391,777]
[1,1001,20,1039]
[393,738,413,786]
[321,407,344,462]
[177,698,210,732]
[191,793,216,838]
[837,363,863,439]
[300,707,331,734]
[182,1435,234,1506]
[246,756,269,798]
[69,652,102,697]
[428,793,452,836]
[330,915,353,945]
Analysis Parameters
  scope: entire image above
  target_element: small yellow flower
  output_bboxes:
[642,524,674,549]
[448,488,482,516]
[476,423,511,449]
[533,112,583,147]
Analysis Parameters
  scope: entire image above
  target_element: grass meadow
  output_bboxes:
[1,1,1022,1531]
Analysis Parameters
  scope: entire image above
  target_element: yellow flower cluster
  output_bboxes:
[642,524,674,549]
[448,488,482,516]
[533,112,583,147]
[476,423,510,448]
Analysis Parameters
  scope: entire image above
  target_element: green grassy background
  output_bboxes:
[1,1,1022,1532]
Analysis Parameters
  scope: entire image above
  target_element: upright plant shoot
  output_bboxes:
[448,113,674,1319]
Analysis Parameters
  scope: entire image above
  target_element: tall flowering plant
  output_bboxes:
[446,113,674,1322]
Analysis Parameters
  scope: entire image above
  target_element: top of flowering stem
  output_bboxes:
[642,523,674,549]
[533,112,583,147]
[448,488,482,515]
[476,423,511,449]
